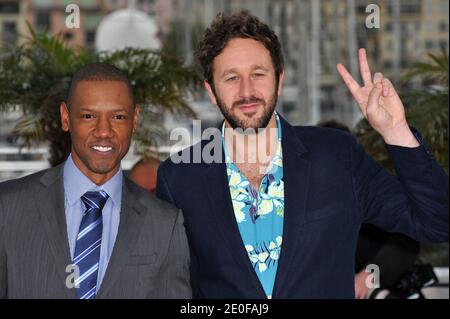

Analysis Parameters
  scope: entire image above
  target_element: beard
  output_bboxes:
[214,90,278,132]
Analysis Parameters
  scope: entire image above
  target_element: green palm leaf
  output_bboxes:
[0,26,201,166]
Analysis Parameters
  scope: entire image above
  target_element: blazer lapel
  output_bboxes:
[203,150,267,298]
[272,116,311,298]
[96,177,145,298]
[35,164,77,299]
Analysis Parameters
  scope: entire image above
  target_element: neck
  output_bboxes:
[224,114,278,166]
[88,169,119,186]
[70,154,120,186]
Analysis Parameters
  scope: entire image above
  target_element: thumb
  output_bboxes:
[366,82,382,116]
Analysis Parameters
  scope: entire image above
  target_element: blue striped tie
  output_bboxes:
[73,190,109,299]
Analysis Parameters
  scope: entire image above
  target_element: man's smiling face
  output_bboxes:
[205,38,284,131]
[60,80,139,185]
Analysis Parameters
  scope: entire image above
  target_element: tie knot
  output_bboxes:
[81,190,109,211]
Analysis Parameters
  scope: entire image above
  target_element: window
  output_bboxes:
[388,1,421,15]
[86,30,96,46]
[439,22,448,32]
[63,32,73,41]
[0,2,19,13]
[385,22,392,32]
[3,20,16,31]
[439,41,448,51]
[36,11,50,29]
[2,21,17,46]
[356,5,366,14]
[402,4,421,15]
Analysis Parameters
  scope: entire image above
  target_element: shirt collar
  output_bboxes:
[63,154,123,206]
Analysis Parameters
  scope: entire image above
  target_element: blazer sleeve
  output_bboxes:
[155,209,192,298]
[351,134,449,243]
[156,162,177,206]
[0,192,7,299]
[155,162,201,298]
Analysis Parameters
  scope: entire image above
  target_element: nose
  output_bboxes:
[238,76,255,99]
[94,116,114,138]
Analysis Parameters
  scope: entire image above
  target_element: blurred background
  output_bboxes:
[0,0,448,298]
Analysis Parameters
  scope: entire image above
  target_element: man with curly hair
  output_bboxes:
[156,11,448,299]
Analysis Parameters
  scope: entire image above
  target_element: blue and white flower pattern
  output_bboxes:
[223,113,284,299]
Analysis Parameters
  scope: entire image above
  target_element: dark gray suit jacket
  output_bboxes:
[0,163,191,298]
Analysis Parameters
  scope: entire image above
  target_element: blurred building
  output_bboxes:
[0,0,449,180]
[0,0,159,50]
[165,0,448,126]
[0,0,27,47]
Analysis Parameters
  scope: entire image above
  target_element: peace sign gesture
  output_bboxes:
[337,48,419,147]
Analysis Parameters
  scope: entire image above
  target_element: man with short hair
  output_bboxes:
[156,12,448,299]
[0,63,191,299]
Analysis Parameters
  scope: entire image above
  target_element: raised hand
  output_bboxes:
[337,48,419,147]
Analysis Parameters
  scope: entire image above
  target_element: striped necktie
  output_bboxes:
[73,190,109,299]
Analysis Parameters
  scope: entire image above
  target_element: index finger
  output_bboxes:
[337,63,361,98]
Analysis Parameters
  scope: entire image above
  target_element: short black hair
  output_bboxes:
[195,11,284,87]
[66,63,134,108]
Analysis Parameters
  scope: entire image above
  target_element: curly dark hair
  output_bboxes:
[195,11,284,87]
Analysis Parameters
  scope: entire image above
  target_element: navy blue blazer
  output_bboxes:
[156,116,448,299]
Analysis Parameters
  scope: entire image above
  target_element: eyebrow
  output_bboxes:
[221,65,270,77]
[79,107,130,113]
[252,65,270,72]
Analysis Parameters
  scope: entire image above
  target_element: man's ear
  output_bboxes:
[204,81,218,106]
[60,102,70,132]
[133,104,141,133]
[277,71,285,96]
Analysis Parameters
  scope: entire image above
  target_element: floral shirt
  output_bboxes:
[223,114,284,299]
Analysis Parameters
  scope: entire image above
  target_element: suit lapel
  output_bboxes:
[203,149,267,298]
[96,177,144,298]
[35,164,77,299]
[272,117,310,298]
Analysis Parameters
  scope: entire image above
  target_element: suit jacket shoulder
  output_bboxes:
[0,167,54,198]
[0,166,62,224]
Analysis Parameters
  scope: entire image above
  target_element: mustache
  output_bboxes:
[232,97,266,109]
